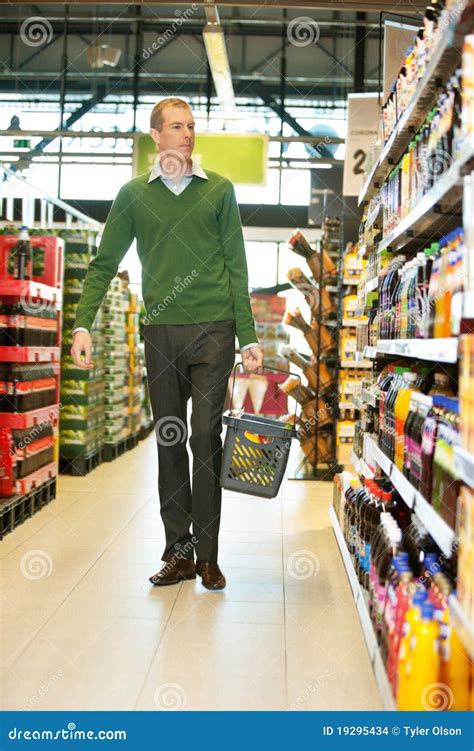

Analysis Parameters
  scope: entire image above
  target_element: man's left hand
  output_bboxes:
[241,345,264,375]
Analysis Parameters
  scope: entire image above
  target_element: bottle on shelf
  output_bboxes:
[12,226,33,281]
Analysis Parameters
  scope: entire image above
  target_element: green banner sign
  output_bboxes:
[132,132,268,186]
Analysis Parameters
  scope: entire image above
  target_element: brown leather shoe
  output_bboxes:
[149,556,196,586]
[196,560,226,590]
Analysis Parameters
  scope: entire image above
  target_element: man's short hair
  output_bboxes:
[150,98,191,131]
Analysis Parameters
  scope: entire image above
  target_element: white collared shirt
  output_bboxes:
[148,157,208,194]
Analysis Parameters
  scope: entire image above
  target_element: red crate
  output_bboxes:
[16,461,58,496]
[0,235,63,289]
[0,403,60,429]
[0,346,60,363]
[0,279,62,308]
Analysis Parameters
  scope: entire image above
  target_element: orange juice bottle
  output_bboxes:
[398,602,440,710]
[396,590,427,704]
[394,371,419,471]
[434,579,471,710]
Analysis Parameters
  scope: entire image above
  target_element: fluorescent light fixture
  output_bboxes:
[202,22,236,119]
[87,44,121,69]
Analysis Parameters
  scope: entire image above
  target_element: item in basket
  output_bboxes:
[247,376,268,415]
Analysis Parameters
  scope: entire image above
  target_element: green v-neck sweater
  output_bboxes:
[73,170,258,348]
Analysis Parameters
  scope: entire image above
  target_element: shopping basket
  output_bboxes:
[220,363,300,499]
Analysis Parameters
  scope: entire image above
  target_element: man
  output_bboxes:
[71,97,263,591]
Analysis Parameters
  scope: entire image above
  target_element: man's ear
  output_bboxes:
[150,128,160,147]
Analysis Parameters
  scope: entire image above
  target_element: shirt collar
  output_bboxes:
[148,157,208,183]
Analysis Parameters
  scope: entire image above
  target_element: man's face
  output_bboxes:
[150,106,195,160]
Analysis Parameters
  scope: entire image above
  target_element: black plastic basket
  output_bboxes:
[220,363,300,499]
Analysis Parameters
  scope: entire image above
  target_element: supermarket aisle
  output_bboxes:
[1,436,382,711]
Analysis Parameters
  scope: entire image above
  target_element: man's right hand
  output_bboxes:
[70,331,94,369]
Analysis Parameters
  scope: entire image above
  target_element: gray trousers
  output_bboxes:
[143,320,235,563]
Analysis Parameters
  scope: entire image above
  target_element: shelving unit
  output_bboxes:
[286,220,343,480]
[358,0,472,206]
[363,434,456,558]
[362,338,459,363]
[342,2,474,709]
[329,504,396,711]
[377,137,474,255]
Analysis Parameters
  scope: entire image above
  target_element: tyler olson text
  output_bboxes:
[404,726,462,737]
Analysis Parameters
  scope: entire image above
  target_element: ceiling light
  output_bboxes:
[202,22,236,120]
[87,44,121,70]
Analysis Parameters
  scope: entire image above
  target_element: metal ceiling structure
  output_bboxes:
[0,3,424,110]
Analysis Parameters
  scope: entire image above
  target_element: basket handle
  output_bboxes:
[229,362,301,424]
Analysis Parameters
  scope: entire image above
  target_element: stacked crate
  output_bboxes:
[102,278,128,447]
[125,289,142,438]
[58,230,105,473]
[0,230,63,537]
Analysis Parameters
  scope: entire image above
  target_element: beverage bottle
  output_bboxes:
[377,367,393,450]
[382,555,412,662]
[428,242,442,337]
[435,397,460,530]
[396,589,429,704]
[429,371,455,397]
[433,577,471,710]
[450,229,464,336]
[403,516,440,580]
[371,523,403,641]
[407,393,433,488]
[400,262,410,338]
[12,226,33,281]
[387,569,416,693]
[403,393,418,481]
[420,395,443,501]
[434,236,450,338]
[394,371,419,470]
[398,602,440,710]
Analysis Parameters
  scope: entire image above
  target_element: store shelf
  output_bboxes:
[341,359,372,369]
[449,595,474,659]
[350,448,374,479]
[375,338,458,363]
[343,277,359,286]
[352,395,363,410]
[342,318,358,327]
[363,345,377,360]
[377,136,474,255]
[365,278,378,295]
[350,449,360,473]
[358,0,471,206]
[339,401,354,410]
[365,435,456,558]
[365,202,381,233]
[329,504,396,710]
[454,445,474,488]
[361,388,377,408]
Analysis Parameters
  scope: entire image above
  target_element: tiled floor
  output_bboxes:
[1,436,382,711]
